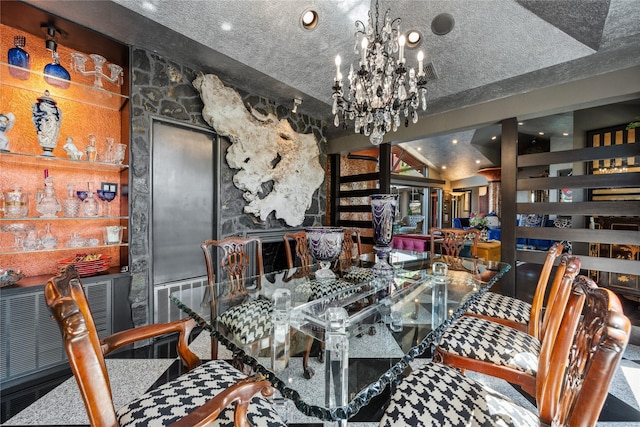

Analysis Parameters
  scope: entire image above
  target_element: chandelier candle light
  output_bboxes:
[332,0,431,145]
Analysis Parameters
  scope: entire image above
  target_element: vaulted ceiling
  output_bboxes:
[17,0,640,181]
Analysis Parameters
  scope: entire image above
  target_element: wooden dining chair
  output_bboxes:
[380,275,630,426]
[464,242,563,336]
[430,227,480,260]
[201,236,268,362]
[433,255,579,397]
[45,265,284,427]
[283,230,311,271]
[338,228,363,270]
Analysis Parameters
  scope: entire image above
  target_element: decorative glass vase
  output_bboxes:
[7,36,30,80]
[36,177,61,218]
[43,52,70,89]
[370,193,398,281]
[306,226,344,280]
[32,91,62,157]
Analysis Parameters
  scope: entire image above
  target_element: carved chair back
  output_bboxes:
[283,231,311,272]
[536,275,630,425]
[430,227,480,258]
[339,228,363,270]
[528,242,564,339]
[202,236,264,299]
[45,266,200,426]
[201,237,264,360]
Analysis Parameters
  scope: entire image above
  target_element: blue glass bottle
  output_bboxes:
[7,36,30,80]
[44,52,71,89]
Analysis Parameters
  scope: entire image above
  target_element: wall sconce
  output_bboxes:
[292,98,302,114]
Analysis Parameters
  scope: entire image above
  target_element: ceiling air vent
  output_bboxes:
[424,62,438,82]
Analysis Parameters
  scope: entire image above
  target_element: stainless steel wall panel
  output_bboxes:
[152,121,215,285]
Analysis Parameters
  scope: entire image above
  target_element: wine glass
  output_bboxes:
[103,191,116,217]
[96,190,107,216]
[306,227,344,280]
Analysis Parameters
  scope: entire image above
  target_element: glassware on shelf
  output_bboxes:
[43,51,71,89]
[2,187,29,218]
[62,183,81,217]
[39,223,58,250]
[36,177,61,218]
[32,90,62,157]
[102,191,116,217]
[66,232,86,248]
[113,143,127,165]
[1,223,35,251]
[104,225,125,245]
[22,228,40,251]
[7,35,30,80]
[85,134,97,162]
[71,52,123,88]
[103,137,115,164]
[96,189,106,216]
[82,188,99,217]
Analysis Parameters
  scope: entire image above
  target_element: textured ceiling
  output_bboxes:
[20,0,640,181]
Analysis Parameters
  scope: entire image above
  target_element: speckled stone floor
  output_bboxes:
[2,331,639,426]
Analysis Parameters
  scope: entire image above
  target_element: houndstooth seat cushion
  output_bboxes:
[117,359,285,426]
[465,291,531,324]
[380,361,539,426]
[307,279,361,300]
[437,316,540,375]
[217,299,273,344]
[342,268,375,284]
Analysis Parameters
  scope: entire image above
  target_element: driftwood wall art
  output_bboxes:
[194,73,324,226]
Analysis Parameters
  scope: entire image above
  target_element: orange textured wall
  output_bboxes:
[1,24,125,278]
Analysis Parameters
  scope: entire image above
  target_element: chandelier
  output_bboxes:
[331,0,430,145]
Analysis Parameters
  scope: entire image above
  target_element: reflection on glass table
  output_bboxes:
[171,251,510,423]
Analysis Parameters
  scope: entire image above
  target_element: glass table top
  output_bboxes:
[171,251,510,421]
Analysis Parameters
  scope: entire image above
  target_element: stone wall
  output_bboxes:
[129,47,327,326]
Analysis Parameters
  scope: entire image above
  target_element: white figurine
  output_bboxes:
[0,112,16,152]
[63,137,84,160]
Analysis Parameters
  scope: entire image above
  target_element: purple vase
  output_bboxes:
[370,194,398,281]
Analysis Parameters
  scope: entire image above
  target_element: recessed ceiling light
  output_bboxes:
[475,159,481,164]
[491,136,497,140]
[518,122,524,125]
[562,132,569,136]
[452,139,458,144]
[417,147,422,151]
[406,30,422,48]
[301,9,319,30]
[538,131,545,135]
[442,165,447,170]
[221,22,232,31]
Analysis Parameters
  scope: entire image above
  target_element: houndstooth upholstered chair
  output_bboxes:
[464,242,563,337]
[202,236,271,365]
[433,255,579,397]
[45,265,285,427]
[381,274,630,426]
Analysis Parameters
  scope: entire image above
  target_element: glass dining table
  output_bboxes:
[171,250,510,424]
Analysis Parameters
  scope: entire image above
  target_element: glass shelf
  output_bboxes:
[0,216,128,222]
[0,243,128,256]
[1,62,128,111]
[0,151,128,171]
